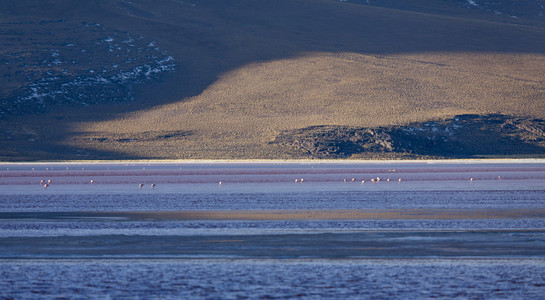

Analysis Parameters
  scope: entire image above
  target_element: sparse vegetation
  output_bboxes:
[1,0,545,160]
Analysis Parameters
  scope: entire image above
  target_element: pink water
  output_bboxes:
[1,161,545,298]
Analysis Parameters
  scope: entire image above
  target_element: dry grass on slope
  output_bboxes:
[3,0,545,160]
[71,51,545,159]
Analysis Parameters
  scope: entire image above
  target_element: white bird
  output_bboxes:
[219,181,223,186]
[43,183,49,190]
[301,178,304,183]
[40,179,45,185]
[138,183,144,189]
[295,179,299,183]
[470,178,474,182]
[151,183,156,189]
[361,180,365,185]
[90,179,94,184]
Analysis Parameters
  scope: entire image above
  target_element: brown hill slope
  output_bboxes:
[1,0,545,160]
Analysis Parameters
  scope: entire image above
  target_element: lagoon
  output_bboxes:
[1,160,545,298]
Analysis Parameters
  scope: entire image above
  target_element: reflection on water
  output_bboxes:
[1,162,545,298]
[2,230,545,259]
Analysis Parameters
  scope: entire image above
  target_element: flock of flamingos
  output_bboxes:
[38,170,498,190]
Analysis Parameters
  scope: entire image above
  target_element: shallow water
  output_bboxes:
[1,189,545,212]
[1,161,545,298]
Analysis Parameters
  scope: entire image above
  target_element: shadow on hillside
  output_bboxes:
[2,0,545,160]
[4,0,545,105]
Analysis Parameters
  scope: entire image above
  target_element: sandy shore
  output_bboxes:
[129,209,545,220]
[3,209,545,221]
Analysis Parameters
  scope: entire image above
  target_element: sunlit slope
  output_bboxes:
[74,51,545,158]
[2,0,545,159]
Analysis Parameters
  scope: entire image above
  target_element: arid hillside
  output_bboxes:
[1,0,545,160]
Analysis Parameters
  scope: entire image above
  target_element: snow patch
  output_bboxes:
[1,23,176,116]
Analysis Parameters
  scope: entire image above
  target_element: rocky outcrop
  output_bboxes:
[272,114,545,158]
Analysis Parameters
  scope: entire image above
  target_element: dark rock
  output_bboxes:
[271,114,545,159]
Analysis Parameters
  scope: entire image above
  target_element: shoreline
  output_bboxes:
[3,158,545,166]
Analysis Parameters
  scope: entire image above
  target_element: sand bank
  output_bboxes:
[3,209,545,221]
